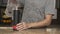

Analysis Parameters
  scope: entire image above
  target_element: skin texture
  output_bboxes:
[16,14,52,31]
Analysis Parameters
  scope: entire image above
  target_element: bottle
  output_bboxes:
[12,5,23,31]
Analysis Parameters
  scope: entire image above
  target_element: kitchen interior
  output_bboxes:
[0,0,60,34]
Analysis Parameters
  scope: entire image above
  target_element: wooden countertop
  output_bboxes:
[0,28,60,34]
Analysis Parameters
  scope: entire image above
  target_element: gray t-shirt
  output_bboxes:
[5,0,57,23]
[21,0,57,23]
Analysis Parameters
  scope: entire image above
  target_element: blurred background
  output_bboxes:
[0,0,60,34]
[0,0,59,27]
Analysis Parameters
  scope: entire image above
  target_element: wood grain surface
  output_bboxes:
[0,28,60,34]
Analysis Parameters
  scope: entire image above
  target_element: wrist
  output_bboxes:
[26,23,32,28]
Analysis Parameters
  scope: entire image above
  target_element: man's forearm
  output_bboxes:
[28,19,51,28]
[27,15,52,28]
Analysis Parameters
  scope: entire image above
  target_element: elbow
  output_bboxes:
[46,21,51,26]
[38,15,53,27]
[45,19,52,26]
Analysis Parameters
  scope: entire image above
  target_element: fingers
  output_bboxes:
[17,22,24,26]
[16,22,27,31]
[16,26,25,31]
[17,22,23,26]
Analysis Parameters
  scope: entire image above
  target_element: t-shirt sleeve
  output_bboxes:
[45,0,57,19]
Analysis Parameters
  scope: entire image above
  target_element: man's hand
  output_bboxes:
[16,22,29,31]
